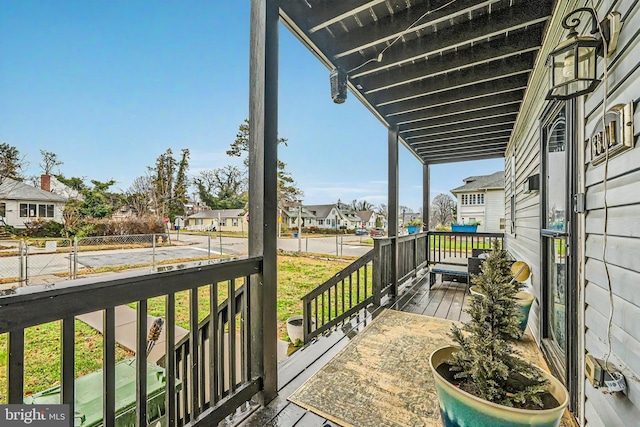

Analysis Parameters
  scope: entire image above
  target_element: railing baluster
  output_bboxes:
[327,287,331,324]
[181,344,189,422]
[61,317,75,418]
[190,287,200,418]
[334,284,338,320]
[243,279,250,384]
[136,300,148,427]
[210,282,219,405]
[199,318,207,409]
[218,305,225,398]
[314,297,319,330]
[349,274,353,308]
[229,279,237,393]
[166,293,176,427]
[103,307,116,427]
[8,329,24,403]
[341,279,345,314]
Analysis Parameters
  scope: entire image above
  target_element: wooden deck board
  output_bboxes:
[241,275,468,426]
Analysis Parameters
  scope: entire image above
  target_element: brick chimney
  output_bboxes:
[41,174,51,192]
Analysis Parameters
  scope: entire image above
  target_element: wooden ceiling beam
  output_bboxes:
[393,91,524,126]
[413,136,511,153]
[381,74,528,117]
[340,0,552,78]
[354,29,543,96]
[420,150,506,164]
[408,125,514,144]
[399,106,520,134]
[367,53,534,106]
[401,116,517,139]
[333,0,507,58]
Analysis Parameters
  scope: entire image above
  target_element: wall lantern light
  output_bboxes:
[546,8,621,100]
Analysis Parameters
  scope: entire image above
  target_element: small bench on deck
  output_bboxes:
[429,263,468,289]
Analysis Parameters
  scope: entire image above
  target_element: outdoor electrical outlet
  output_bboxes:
[585,354,627,395]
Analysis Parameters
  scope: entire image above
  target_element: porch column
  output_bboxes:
[249,0,278,403]
[388,125,399,297]
[423,163,430,229]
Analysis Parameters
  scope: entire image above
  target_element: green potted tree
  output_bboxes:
[469,260,535,336]
[429,242,568,427]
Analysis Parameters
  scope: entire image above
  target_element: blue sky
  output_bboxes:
[0,1,503,212]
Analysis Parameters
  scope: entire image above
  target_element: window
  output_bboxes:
[233,219,238,227]
[472,194,476,204]
[38,204,54,218]
[499,218,505,230]
[318,219,324,225]
[220,219,226,227]
[479,194,485,204]
[20,203,37,218]
[0,203,5,217]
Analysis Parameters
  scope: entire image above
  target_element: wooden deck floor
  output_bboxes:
[239,274,469,426]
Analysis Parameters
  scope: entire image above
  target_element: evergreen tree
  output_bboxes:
[448,241,548,408]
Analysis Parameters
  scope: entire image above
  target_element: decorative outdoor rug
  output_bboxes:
[288,309,456,427]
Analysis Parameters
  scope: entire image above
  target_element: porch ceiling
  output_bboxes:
[280,0,555,164]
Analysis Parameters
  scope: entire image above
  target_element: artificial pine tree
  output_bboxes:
[448,241,549,408]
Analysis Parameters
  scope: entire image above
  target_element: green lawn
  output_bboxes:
[0,254,351,402]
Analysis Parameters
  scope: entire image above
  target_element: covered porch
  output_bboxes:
[7,0,640,425]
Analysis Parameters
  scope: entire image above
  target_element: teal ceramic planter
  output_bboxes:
[430,346,569,427]
[451,224,477,232]
[469,287,535,334]
[407,225,420,234]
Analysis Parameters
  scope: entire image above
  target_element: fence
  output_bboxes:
[0,234,223,288]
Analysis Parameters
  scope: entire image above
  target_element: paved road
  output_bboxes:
[1,233,374,287]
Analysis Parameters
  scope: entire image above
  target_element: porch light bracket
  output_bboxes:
[546,8,622,101]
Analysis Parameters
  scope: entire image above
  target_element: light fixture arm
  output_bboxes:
[562,7,599,39]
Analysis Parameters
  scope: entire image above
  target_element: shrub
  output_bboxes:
[23,220,65,238]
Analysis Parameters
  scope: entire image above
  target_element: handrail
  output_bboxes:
[0,256,263,427]
[301,250,374,343]
[426,231,504,265]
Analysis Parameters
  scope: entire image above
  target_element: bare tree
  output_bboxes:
[430,193,456,229]
[125,175,154,216]
[39,150,63,175]
[350,199,374,211]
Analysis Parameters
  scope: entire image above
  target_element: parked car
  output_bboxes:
[354,228,368,236]
[370,228,385,237]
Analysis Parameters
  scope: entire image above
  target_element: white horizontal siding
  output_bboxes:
[583,0,640,422]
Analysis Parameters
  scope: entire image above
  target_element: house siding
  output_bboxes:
[582,0,640,424]
[506,0,640,424]
[484,190,504,232]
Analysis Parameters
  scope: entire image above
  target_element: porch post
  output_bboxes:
[388,125,399,297]
[249,0,278,404]
[423,163,430,229]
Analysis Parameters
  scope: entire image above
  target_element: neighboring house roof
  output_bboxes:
[450,171,505,193]
[50,175,83,200]
[187,209,244,219]
[304,204,335,218]
[356,211,374,222]
[0,178,67,203]
[283,207,316,219]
